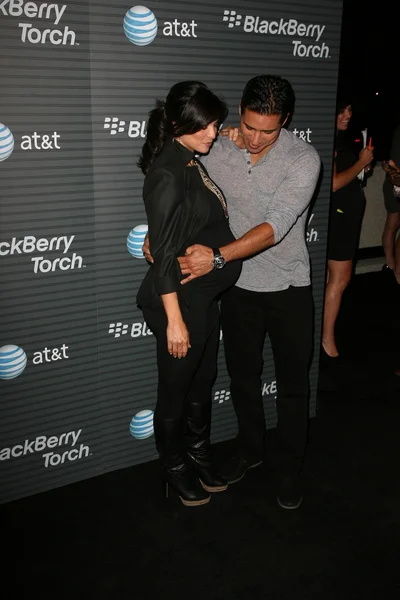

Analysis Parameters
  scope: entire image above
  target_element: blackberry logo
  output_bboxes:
[104,117,125,135]
[108,323,129,338]
[103,117,147,138]
[222,10,242,28]
[108,321,153,338]
[214,389,231,404]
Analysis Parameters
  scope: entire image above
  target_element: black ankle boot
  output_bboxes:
[155,417,211,506]
[162,463,210,506]
[185,401,228,492]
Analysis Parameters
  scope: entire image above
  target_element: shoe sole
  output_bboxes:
[227,460,263,484]
[276,495,303,510]
[200,480,228,493]
[180,495,211,506]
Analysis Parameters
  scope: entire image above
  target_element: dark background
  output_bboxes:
[339,0,398,159]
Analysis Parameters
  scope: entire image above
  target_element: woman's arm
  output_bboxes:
[332,146,374,192]
[144,168,190,358]
[161,293,191,359]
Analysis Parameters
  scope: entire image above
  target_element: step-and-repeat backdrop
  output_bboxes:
[0,0,342,504]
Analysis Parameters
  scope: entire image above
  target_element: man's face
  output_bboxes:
[239,109,286,157]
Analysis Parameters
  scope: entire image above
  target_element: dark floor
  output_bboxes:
[4,269,400,600]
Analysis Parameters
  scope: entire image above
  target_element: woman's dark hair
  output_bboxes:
[336,90,352,115]
[240,75,295,123]
[138,81,228,174]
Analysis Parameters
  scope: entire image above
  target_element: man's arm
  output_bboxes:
[178,223,274,281]
[179,148,321,283]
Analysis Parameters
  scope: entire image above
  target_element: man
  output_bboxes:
[144,75,321,509]
[178,75,321,510]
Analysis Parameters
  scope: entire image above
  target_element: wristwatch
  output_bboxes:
[211,248,226,270]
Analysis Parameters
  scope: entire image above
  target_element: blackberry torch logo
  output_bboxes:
[0,428,90,468]
[0,234,85,273]
[222,9,330,58]
[0,124,14,161]
[123,4,198,46]
[0,0,78,46]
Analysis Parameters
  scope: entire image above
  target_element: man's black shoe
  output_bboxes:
[220,455,263,484]
[277,475,303,510]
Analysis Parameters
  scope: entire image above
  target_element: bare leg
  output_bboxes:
[382,212,400,270]
[394,218,400,283]
[322,259,353,357]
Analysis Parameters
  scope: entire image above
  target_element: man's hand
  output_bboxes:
[177,244,214,284]
[142,233,154,263]
[220,126,240,142]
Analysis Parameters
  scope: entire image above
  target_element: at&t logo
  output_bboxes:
[104,117,147,139]
[130,409,154,440]
[127,225,148,258]
[123,5,158,46]
[0,123,14,161]
[1,0,78,46]
[21,131,61,150]
[123,5,197,47]
[0,345,27,379]
[0,125,61,156]
[0,343,70,380]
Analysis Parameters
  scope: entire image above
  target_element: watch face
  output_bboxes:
[213,255,225,269]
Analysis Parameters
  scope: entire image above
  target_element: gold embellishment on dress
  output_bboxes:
[188,159,229,218]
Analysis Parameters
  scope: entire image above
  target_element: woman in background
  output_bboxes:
[382,123,400,284]
[137,81,241,506]
[322,96,374,359]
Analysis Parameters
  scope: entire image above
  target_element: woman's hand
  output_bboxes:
[167,319,191,359]
[358,146,374,168]
[142,233,154,263]
[220,126,240,141]
[382,160,400,186]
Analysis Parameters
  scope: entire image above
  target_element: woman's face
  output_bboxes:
[177,121,218,154]
[337,105,352,131]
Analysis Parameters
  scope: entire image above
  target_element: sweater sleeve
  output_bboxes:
[144,167,184,295]
[265,149,321,244]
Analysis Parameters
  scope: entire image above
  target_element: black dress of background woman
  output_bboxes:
[322,97,373,362]
[137,81,241,506]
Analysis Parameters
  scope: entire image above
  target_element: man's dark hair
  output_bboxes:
[240,75,295,123]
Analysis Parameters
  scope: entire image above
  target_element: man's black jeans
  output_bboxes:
[221,284,314,477]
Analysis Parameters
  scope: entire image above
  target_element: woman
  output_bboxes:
[382,124,400,284]
[136,81,242,506]
[322,97,374,359]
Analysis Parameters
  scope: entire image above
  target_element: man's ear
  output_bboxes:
[238,103,242,117]
[282,114,290,127]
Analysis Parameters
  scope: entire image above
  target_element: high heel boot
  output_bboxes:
[155,417,210,506]
[184,401,228,492]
